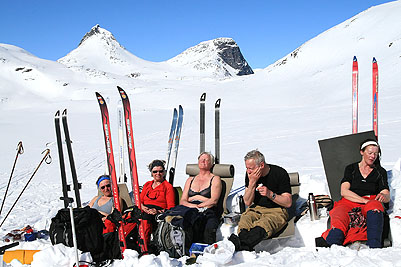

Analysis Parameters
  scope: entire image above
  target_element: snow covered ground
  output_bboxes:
[1,1,401,266]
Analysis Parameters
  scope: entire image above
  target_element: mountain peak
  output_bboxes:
[78,24,121,48]
[168,37,253,77]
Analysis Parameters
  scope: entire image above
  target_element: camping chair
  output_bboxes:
[271,172,300,238]
[185,164,235,217]
[318,130,391,247]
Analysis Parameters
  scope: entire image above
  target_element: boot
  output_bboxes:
[325,228,344,246]
[366,210,384,248]
[203,228,217,244]
[228,233,241,251]
[239,226,266,250]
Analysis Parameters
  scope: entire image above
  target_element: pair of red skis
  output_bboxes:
[352,56,379,139]
[95,87,147,255]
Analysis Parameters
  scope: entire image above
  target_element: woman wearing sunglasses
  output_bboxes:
[88,175,121,221]
[140,159,176,248]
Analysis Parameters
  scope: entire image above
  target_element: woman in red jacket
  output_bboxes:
[140,159,176,247]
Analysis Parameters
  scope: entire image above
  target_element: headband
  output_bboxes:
[97,176,111,187]
[361,141,379,150]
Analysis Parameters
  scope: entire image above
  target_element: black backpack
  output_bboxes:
[154,219,186,258]
[49,206,104,255]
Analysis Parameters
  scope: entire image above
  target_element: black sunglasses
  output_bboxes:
[100,184,111,190]
[152,170,165,174]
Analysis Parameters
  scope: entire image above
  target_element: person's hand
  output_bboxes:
[249,166,262,183]
[256,184,272,198]
[375,193,387,203]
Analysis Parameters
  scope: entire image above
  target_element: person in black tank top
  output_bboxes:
[180,152,222,244]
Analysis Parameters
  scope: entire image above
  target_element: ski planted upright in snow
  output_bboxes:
[55,111,70,209]
[215,99,221,164]
[166,108,178,172]
[117,101,127,183]
[117,86,148,253]
[95,92,127,254]
[61,109,82,208]
[169,105,183,185]
[200,93,206,154]
[372,57,379,139]
[352,56,358,134]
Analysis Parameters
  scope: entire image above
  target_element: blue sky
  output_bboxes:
[1,0,393,69]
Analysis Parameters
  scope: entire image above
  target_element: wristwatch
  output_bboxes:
[271,192,277,200]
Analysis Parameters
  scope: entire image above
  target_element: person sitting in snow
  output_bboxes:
[319,139,389,248]
[229,149,292,251]
[140,159,176,248]
[88,175,123,221]
[180,152,222,244]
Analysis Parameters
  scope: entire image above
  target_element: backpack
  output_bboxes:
[49,206,104,254]
[154,219,186,258]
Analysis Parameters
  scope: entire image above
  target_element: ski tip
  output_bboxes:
[215,98,221,107]
[55,110,60,117]
[95,92,105,104]
[118,87,128,100]
[179,105,183,112]
[372,57,377,63]
[62,109,67,116]
[353,56,357,61]
[117,85,123,91]
[200,92,206,101]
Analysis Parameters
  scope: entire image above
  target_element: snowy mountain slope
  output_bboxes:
[1,2,401,266]
[168,37,254,77]
[0,44,86,106]
[58,25,253,80]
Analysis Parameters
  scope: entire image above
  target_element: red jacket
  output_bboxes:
[140,180,175,209]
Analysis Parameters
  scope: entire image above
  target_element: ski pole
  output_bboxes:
[0,141,24,217]
[0,242,19,255]
[0,149,51,228]
[60,197,79,267]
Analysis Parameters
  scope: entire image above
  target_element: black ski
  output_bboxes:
[200,93,206,153]
[61,109,82,208]
[55,111,70,209]
[215,99,221,164]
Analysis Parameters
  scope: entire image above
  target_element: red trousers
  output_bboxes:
[322,196,384,245]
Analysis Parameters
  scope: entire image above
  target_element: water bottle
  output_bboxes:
[308,193,319,221]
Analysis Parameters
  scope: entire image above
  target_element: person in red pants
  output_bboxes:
[140,160,176,250]
[321,139,390,248]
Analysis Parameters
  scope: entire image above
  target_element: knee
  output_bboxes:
[365,200,384,213]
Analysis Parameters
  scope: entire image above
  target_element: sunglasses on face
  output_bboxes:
[100,184,111,190]
[152,170,164,174]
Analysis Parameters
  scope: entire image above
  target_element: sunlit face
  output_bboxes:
[245,159,263,175]
[198,153,212,170]
[99,179,112,197]
[361,145,379,166]
[151,166,165,182]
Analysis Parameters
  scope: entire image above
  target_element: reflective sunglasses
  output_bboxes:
[152,170,165,174]
[100,184,111,190]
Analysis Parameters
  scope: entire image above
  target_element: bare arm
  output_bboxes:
[243,167,261,206]
[341,182,369,204]
[375,189,390,203]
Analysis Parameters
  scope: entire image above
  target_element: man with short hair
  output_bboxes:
[230,149,292,250]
